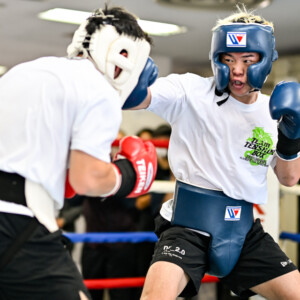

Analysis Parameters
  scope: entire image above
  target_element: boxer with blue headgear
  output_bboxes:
[128,5,300,300]
[210,23,278,95]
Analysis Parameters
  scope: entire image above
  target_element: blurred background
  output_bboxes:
[0,1,299,299]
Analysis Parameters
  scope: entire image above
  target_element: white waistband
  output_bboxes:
[0,200,34,217]
[0,179,59,233]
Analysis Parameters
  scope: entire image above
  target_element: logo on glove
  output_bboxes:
[134,159,154,194]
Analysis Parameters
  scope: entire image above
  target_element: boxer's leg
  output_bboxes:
[251,270,300,300]
[220,219,299,299]
[141,261,189,300]
[140,216,210,300]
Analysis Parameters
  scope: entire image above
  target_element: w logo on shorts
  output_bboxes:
[225,206,242,221]
[226,32,246,47]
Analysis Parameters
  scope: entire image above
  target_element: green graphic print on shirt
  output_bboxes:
[241,127,275,167]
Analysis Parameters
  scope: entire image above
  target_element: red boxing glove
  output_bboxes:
[113,136,157,198]
[64,170,76,199]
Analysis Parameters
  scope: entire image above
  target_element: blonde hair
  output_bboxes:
[212,4,274,31]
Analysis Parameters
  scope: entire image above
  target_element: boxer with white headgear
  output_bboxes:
[0,5,158,300]
[67,6,156,108]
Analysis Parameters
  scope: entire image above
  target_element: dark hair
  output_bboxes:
[85,5,152,44]
[153,124,171,138]
[136,127,154,137]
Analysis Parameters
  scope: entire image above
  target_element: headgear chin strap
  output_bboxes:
[67,21,150,106]
[209,23,278,94]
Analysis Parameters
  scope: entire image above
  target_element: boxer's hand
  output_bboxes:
[270,81,300,160]
[64,170,76,199]
[113,136,157,198]
[122,57,158,109]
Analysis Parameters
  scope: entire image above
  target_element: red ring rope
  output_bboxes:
[84,274,219,289]
[112,138,169,148]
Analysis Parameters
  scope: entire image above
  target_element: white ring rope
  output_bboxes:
[280,184,300,196]
[150,181,300,196]
[150,180,175,193]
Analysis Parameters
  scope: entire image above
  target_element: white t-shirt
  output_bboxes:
[148,73,278,221]
[0,57,122,214]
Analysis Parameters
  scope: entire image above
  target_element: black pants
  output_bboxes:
[0,213,91,300]
[152,216,297,298]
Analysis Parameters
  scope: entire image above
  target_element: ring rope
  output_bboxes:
[112,138,169,148]
[66,229,300,244]
[64,232,220,289]
[279,232,300,243]
[65,232,157,243]
[280,184,300,196]
[150,180,300,196]
[84,275,219,290]
[74,228,300,289]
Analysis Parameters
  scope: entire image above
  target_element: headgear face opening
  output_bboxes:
[209,23,278,93]
[67,15,150,106]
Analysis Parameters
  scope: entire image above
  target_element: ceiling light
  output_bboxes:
[38,8,89,25]
[38,8,186,36]
[138,19,186,36]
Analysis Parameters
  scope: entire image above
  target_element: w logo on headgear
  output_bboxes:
[226,32,247,47]
[224,206,242,221]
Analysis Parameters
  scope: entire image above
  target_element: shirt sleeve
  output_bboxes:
[148,73,188,124]
[71,93,122,163]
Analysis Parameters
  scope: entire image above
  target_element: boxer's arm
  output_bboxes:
[269,81,300,186]
[68,149,118,196]
[131,88,152,109]
[274,157,300,187]
[66,136,157,198]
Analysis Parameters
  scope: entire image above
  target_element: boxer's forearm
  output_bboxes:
[68,149,118,196]
[274,156,300,187]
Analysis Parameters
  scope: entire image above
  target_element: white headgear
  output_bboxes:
[67,18,150,106]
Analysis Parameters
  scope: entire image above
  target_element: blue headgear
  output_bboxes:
[210,23,278,93]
